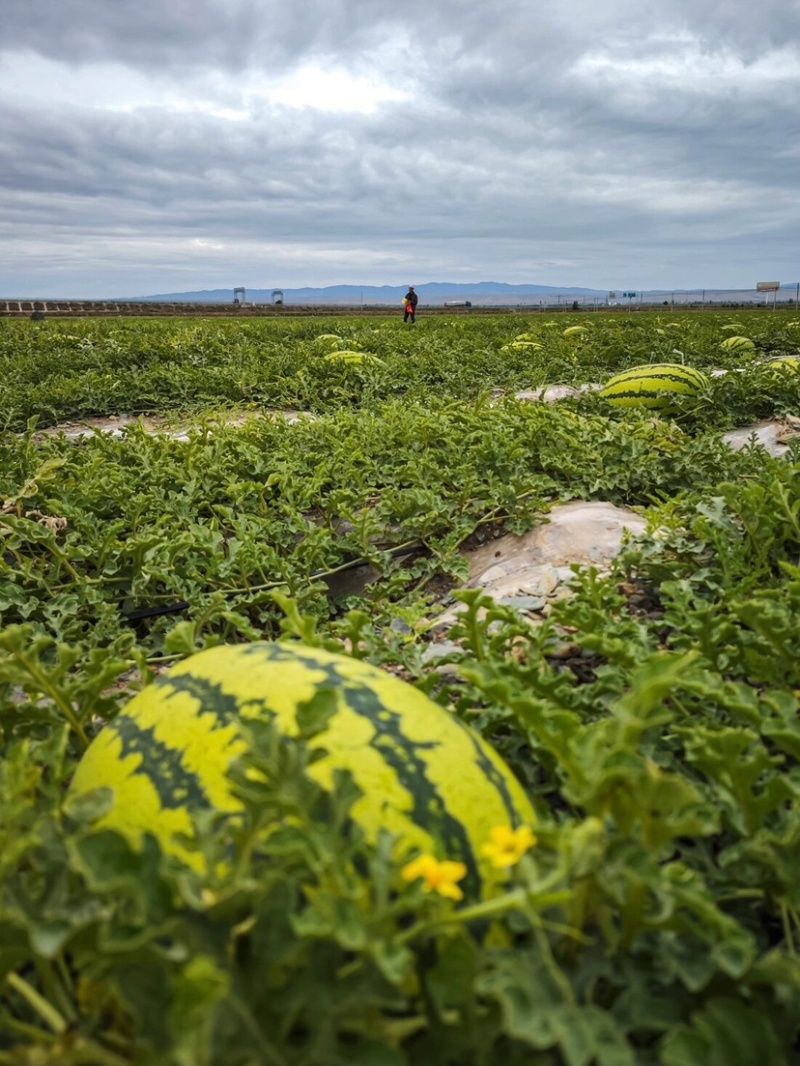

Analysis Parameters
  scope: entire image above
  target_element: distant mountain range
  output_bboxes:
[124,282,610,306]
[120,281,800,307]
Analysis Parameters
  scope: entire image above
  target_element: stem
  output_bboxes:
[397,863,572,947]
[529,912,576,1006]
[1,1017,59,1047]
[464,602,486,663]
[537,918,594,944]
[39,959,77,1026]
[6,973,67,1035]
[71,1038,134,1066]
[42,540,84,584]
[397,888,527,945]
[16,653,89,749]
[228,992,289,1066]
[716,889,764,902]
[781,900,796,956]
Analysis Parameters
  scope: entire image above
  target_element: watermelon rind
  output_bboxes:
[599,364,708,409]
[67,643,535,897]
[720,336,756,352]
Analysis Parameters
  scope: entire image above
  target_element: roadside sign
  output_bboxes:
[623,292,637,298]
[756,282,780,291]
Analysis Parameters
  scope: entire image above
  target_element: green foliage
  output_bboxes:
[2,310,800,1063]
[2,310,798,429]
[1,393,763,661]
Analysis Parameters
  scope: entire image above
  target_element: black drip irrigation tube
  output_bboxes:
[117,495,536,624]
[119,545,422,624]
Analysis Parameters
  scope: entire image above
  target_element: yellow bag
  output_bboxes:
[402,298,409,307]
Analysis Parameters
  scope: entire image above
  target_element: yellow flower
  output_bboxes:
[481,825,537,869]
[401,854,468,901]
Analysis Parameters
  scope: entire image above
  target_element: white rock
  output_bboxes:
[33,408,316,442]
[466,502,647,580]
[514,384,601,404]
[518,566,560,598]
[431,501,647,629]
[555,566,579,585]
[722,420,797,459]
[475,563,510,587]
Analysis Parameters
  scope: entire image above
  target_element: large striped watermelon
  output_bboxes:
[766,357,800,374]
[67,643,535,897]
[599,364,708,409]
[720,336,755,352]
[502,341,543,351]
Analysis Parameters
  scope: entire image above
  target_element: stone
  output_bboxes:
[32,408,316,443]
[464,502,647,584]
[496,594,547,612]
[475,563,510,587]
[513,384,601,404]
[517,566,561,598]
[430,501,647,631]
[721,418,799,459]
[555,566,579,585]
[421,640,462,663]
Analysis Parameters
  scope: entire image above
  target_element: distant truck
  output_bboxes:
[443,300,472,308]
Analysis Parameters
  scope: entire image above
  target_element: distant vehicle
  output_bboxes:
[443,300,472,308]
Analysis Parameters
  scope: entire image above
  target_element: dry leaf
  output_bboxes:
[23,510,68,532]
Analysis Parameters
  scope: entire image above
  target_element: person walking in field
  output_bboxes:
[403,286,418,324]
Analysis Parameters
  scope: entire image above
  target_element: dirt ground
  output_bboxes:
[33,408,314,441]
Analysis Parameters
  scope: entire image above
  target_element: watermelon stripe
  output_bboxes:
[243,644,483,892]
[160,671,245,727]
[450,715,525,829]
[242,642,312,666]
[603,378,700,390]
[274,650,482,894]
[612,363,701,374]
[604,372,702,387]
[71,641,537,897]
[345,685,480,895]
[600,364,708,408]
[611,365,702,375]
[113,715,208,810]
[602,388,691,399]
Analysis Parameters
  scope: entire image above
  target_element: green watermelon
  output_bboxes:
[720,336,756,352]
[766,357,800,374]
[67,643,535,897]
[599,364,708,409]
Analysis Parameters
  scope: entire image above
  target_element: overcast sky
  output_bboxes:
[1,0,798,297]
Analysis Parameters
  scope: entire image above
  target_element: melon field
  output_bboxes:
[2,310,800,1065]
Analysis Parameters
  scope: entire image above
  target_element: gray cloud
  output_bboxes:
[1,0,798,296]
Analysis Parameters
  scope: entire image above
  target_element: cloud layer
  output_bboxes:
[1,0,798,296]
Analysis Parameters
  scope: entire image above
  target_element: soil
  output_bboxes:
[32,408,315,441]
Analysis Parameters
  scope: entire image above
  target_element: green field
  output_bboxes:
[1,311,799,427]
[2,311,800,1065]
